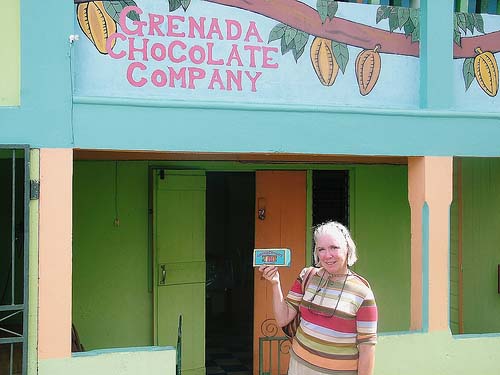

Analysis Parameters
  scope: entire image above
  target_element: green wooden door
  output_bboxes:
[154,170,206,375]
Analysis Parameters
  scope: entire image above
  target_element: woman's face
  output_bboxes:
[315,231,349,275]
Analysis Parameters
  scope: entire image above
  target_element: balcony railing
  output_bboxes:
[456,0,500,14]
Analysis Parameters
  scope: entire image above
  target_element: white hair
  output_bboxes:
[313,221,358,267]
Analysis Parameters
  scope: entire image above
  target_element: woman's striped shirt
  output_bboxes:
[285,267,378,374]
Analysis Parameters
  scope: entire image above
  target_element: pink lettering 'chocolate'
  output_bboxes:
[107,33,126,59]
[168,40,187,63]
[262,47,279,69]
[226,44,243,67]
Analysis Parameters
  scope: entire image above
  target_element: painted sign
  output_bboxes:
[73,0,421,108]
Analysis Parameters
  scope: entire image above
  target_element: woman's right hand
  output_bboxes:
[258,265,280,285]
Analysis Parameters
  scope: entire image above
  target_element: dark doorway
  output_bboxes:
[0,148,28,375]
[205,172,255,375]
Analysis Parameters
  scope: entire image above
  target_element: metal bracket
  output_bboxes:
[30,180,40,200]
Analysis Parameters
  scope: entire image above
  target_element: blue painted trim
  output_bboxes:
[72,346,176,357]
[422,202,430,332]
[453,332,500,339]
[73,96,500,120]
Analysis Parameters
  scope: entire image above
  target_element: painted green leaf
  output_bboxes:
[389,8,399,32]
[454,29,461,46]
[169,0,182,12]
[331,41,349,74]
[180,0,190,11]
[317,0,329,23]
[268,23,287,43]
[463,57,475,91]
[292,46,305,62]
[376,6,390,24]
[409,8,419,29]
[293,31,309,53]
[398,8,410,28]
[104,0,140,23]
[281,35,294,55]
[465,13,475,34]
[453,13,458,31]
[327,1,338,21]
[411,26,419,42]
[474,14,484,33]
[284,26,298,46]
[404,21,415,37]
[457,13,467,34]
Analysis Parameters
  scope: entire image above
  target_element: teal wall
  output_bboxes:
[72,103,500,156]
[73,161,152,349]
[351,165,411,332]
[0,1,500,157]
[461,158,500,333]
[0,0,73,145]
[1,0,20,106]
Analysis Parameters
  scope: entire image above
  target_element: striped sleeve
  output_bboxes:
[285,267,310,312]
[356,288,378,345]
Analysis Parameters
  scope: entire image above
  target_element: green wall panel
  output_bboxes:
[351,165,411,332]
[0,0,20,106]
[450,159,460,334]
[72,161,152,350]
[461,158,500,334]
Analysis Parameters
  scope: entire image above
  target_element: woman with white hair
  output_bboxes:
[259,221,377,375]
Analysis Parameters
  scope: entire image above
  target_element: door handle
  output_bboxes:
[160,264,167,285]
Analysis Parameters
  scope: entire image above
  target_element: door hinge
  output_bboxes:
[30,180,40,200]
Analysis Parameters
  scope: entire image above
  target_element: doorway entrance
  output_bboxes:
[205,172,255,375]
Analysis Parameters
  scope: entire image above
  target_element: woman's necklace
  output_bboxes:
[331,272,349,316]
[309,269,350,317]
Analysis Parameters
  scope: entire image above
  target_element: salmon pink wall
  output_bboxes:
[408,157,453,332]
[38,149,73,359]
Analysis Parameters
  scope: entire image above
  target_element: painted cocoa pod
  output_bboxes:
[77,1,117,54]
[474,48,498,97]
[355,45,381,96]
[310,37,339,86]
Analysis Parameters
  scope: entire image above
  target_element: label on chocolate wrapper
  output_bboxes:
[253,248,291,267]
